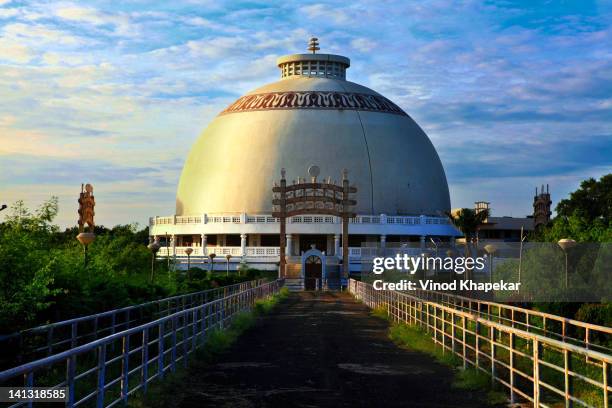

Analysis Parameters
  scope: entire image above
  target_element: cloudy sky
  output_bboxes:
[1,0,611,228]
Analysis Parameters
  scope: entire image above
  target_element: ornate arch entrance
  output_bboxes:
[272,166,357,288]
[302,247,325,290]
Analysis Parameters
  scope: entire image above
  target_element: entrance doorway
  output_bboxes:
[304,255,322,290]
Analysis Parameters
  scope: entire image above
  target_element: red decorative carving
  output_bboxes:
[221,91,407,116]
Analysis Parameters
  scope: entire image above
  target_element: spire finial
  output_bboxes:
[308,37,320,54]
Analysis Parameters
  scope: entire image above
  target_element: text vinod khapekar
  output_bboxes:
[370,254,521,293]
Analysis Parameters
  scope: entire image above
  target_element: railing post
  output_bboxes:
[25,371,33,408]
[96,345,106,408]
[66,355,76,408]
[564,348,574,408]
[451,311,455,354]
[475,321,480,368]
[182,312,188,368]
[47,327,54,355]
[509,333,515,404]
[158,322,165,379]
[462,316,466,369]
[142,328,149,394]
[603,361,609,408]
[533,339,540,407]
[171,316,177,372]
[121,336,130,404]
[202,304,208,345]
[110,313,116,352]
[441,308,445,352]
[434,307,438,345]
[192,309,197,352]
[490,326,495,384]
[71,322,77,348]
[93,316,99,340]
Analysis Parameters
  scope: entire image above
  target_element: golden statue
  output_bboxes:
[78,183,95,233]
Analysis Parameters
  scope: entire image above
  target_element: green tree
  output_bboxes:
[0,197,263,334]
[537,174,612,243]
[0,198,61,330]
[447,208,490,243]
[556,174,611,223]
[446,207,489,279]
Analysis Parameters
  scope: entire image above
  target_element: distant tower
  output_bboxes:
[474,201,490,215]
[533,184,552,229]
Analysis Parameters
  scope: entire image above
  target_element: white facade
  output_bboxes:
[149,212,459,270]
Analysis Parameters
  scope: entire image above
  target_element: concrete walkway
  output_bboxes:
[176,292,499,407]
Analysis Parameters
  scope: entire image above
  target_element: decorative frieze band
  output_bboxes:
[220,91,407,116]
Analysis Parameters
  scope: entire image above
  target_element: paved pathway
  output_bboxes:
[176,292,499,407]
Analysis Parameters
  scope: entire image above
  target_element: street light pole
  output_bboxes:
[165,232,170,270]
[518,226,525,284]
[185,247,193,278]
[484,244,497,284]
[208,253,216,274]
[225,254,232,276]
[557,239,576,289]
[148,240,161,282]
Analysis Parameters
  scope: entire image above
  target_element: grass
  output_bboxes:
[254,287,290,314]
[372,309,507,406]
[128,287,289,408]
[388,323,462,367]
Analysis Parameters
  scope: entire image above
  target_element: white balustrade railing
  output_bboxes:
[213,247,243,256]
[161,246,429,259]
[348,246,425,259]
[246,247,281,257]
[150,213,450,227]
[158,247,281,258]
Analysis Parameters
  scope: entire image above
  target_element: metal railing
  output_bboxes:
[0,280,266,364]
[408,287,612,355]
[0,280,283,408]
[349,279,612,408]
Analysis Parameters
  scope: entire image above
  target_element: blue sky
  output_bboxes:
[1,0,611,228]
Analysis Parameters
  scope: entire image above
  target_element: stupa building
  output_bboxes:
[150,38,459,287]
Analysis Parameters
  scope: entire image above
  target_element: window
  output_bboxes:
[305,255,322,264]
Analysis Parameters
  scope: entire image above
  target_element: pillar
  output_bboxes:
[171,234,176,263]
[420,235,426,249]
[380,234,386,256]
[240,233,247,257]
[334,234,341,257]
[201,233,207,255]
[286,234,293,256]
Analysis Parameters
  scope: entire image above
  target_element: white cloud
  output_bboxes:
[3,23,90,46]
[0,37,35,63]
[300,4,353,24]
[350,38,377,53]
[53,4,133,36]
[0,7,18,18]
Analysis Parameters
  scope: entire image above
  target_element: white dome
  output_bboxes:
[176,53,450,217]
